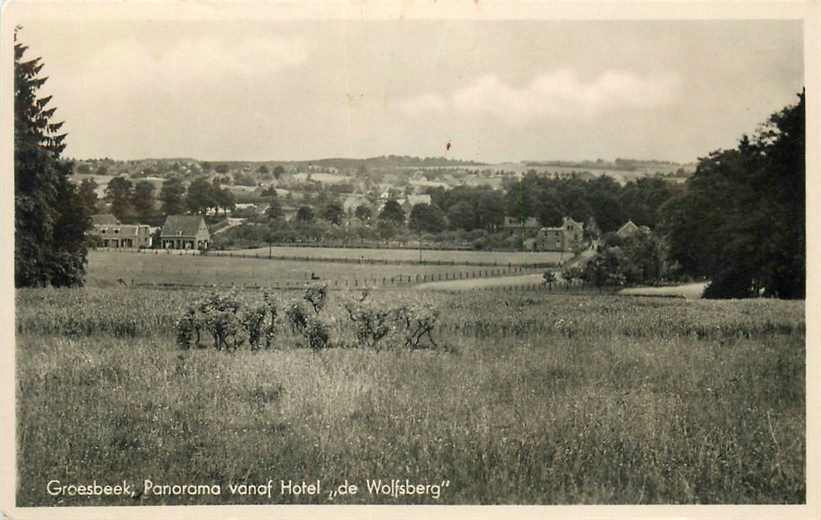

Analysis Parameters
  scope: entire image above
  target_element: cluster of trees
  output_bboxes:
[504,174,681,235]
[573,91,805,299]
[572,230,670,289]
[661,91,805,298]
[78,175,237,224]
[427,186,506,232]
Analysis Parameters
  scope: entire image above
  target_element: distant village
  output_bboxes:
[76,155,694,255]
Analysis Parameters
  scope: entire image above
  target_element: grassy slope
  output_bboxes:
[16,289,805,505]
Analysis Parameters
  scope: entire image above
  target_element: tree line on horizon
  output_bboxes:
[13,36,805,299]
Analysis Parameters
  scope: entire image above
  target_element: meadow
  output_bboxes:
[219,245,565,266]
[86,250,538,289]
[15,287,805,505]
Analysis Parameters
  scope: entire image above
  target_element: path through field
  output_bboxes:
[212,218,245,235]
[618,282,707,299]
[416,273,545,291]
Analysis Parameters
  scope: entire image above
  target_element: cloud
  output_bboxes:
[397,93,448,116]
[399,69,681,125]
[78,35,307,91]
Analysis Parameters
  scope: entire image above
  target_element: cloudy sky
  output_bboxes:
[15,17,803,163]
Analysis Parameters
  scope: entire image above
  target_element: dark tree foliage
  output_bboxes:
[409,203,447,233]
[379,199,405,225]
[186,177,215,215]
[160,176,186,215]
[320,202,345,225]
[131,180,156,220]
[429,185,505,231]
[661,92,805,299]
[105,176,134,221]
[502,173,681,234]
[78,178,99,214]
[211,178,235,216]
[266,193,284,221]
[354,205,372,222]
[15,31,90,287]
[296,206,315,224]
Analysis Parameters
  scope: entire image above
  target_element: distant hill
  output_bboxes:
[291,155,486,170]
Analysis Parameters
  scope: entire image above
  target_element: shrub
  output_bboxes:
[284,302,309,334]
[344,300,395,350]
[241,305,268,350]
[393,304,440,350]
[303,316,330,351]
[303,283,328,314]
[175,307,198,350]
[174,290,278,352]
[343,295,441,351]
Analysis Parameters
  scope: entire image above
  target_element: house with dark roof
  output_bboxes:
[91,214,121,226]
[160,215,210,250]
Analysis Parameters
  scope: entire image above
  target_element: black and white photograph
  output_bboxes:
[2,1,817,518]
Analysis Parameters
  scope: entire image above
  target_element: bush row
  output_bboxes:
[174,284,441,352]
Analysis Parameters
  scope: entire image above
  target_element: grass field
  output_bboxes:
[87,250,536,288]
[219,246,566,266]
[16,287,805,505]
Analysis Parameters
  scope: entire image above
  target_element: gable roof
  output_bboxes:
[161,215,207,237]
[91,214,120,226]
[616,220,639,237]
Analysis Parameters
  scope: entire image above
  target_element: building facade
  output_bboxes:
[160,215,211,250]
[536,217,584,252]
[90,214,153,249]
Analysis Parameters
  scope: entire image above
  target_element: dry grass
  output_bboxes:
[15,288,805,505]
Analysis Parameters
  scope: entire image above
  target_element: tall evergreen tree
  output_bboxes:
[15,30,90,287]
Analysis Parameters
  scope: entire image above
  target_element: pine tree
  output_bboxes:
[15,29,90,287]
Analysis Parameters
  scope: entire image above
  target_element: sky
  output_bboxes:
[14,17,804,164]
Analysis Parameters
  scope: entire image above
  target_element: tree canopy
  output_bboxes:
[378,199,405,226]
[160,177,186,215]
[661,91,805,299]
[15,31,90,287]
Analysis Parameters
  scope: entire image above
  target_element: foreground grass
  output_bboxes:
[16,289,805,505]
